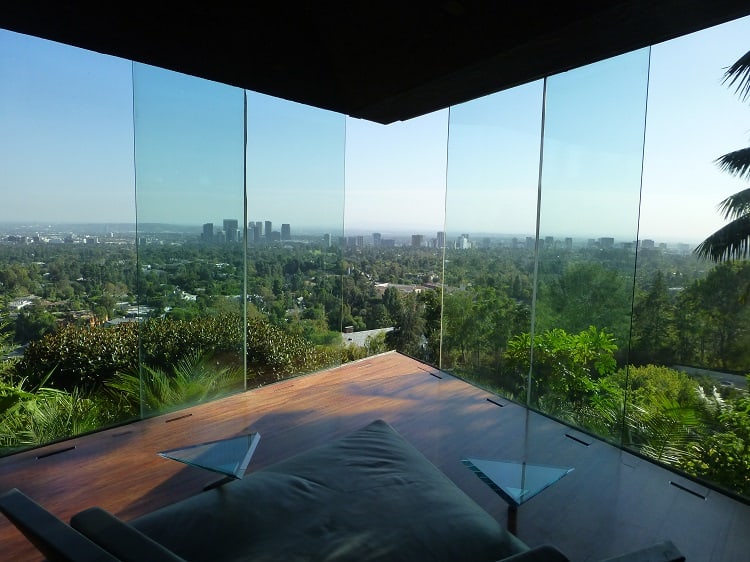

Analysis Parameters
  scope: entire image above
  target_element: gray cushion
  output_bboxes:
[125,419,526,561]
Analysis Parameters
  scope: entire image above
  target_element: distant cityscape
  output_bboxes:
[0,221,698,254]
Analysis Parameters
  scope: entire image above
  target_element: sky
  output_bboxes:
[1,16,749,243]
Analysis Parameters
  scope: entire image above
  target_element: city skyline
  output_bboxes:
[1,18,749,244]
[0,219,705,251]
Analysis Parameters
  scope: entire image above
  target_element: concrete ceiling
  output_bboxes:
[2,1,749,123]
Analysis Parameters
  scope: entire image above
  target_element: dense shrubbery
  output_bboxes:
[1,313,342,453]
[18,323,140,390]
[14,314,339,391]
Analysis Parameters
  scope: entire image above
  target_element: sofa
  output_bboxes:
[0,419,681,561]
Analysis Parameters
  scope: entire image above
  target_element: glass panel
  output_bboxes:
[635,16,750,500]
[342,112,449,364]
[0,30,136,454]
[532,50,650,442]
[158,431,260,480]
[462,458,573,506]
[132,64,245,417]
[443,84,543,397]
[246,91,345,383]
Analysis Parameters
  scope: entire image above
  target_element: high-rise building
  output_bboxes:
[264,221,272,238]
[223,219,239,243]
[281,223,291,240]
[202,223,214,241]
[373,232,382,247]
[323,233,331,247]
[437,231,445,248]
[249,223,261,243]
[411,234,424,247]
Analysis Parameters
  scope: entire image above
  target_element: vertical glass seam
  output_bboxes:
[622,46,653,448]
[130,60,145,421]
[527,77,548,407]
[243,89,248,392]
[439,107,452,370]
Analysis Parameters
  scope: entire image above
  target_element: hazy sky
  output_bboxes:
[1,16,749,243]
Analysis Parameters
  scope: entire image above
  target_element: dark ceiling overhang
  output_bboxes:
[2,1,749,124]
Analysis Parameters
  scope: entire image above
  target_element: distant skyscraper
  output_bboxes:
[281,223,291,240]
[223,219,238,243]
[373,232,382,247]
[265,221,272,238]
[202,223,214,241]
[323,233,331,247]
[250,224,261,243]
[437,231,445,248]
[412,234,424,247]
[565,237,573,250]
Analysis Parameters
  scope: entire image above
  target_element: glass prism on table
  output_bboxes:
[159,433,261,481]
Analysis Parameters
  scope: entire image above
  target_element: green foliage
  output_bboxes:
[623,396,702,465]
[17,322,140,390]
[537,261,632,345]
[246,317,337,382]
[681,382,750,495]
[695,49,750,262]
[605,365,698,409]
[0,376,127,454]
[107,351,243,417]
[14,304,58,343]
[505,326,618,405]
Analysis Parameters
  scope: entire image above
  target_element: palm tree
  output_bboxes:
[695,50,750,262]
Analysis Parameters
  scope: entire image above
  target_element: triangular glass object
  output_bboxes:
[159,433,261,479]
[463,458,573,506]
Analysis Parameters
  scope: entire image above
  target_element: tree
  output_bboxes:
[695,50,750,262]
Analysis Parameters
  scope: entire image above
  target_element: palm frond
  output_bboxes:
[722,49,750,102]
[715,148,750,182]
[694,215,750,262]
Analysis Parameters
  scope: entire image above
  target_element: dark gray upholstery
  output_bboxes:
[4,420,577,561]
[120,419,531,561]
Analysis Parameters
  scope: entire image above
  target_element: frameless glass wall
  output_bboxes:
[0,31,137,451]
[341,113,449,363]
[131,63,246,417]
[1,15,748,503]
[530,49,650,439]
[245,91,346,382]
[632,17,750,498]
[442,83,543,396]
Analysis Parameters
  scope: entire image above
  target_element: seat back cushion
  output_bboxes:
[126,419,526,562]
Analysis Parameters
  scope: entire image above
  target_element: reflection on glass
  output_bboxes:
[341,112,449,364]
[132,64,246,416]
[246,91,345,380]
[442,84,542,395]
[531,50,650,439]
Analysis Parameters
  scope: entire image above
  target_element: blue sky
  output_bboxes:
[1,16,749,243]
